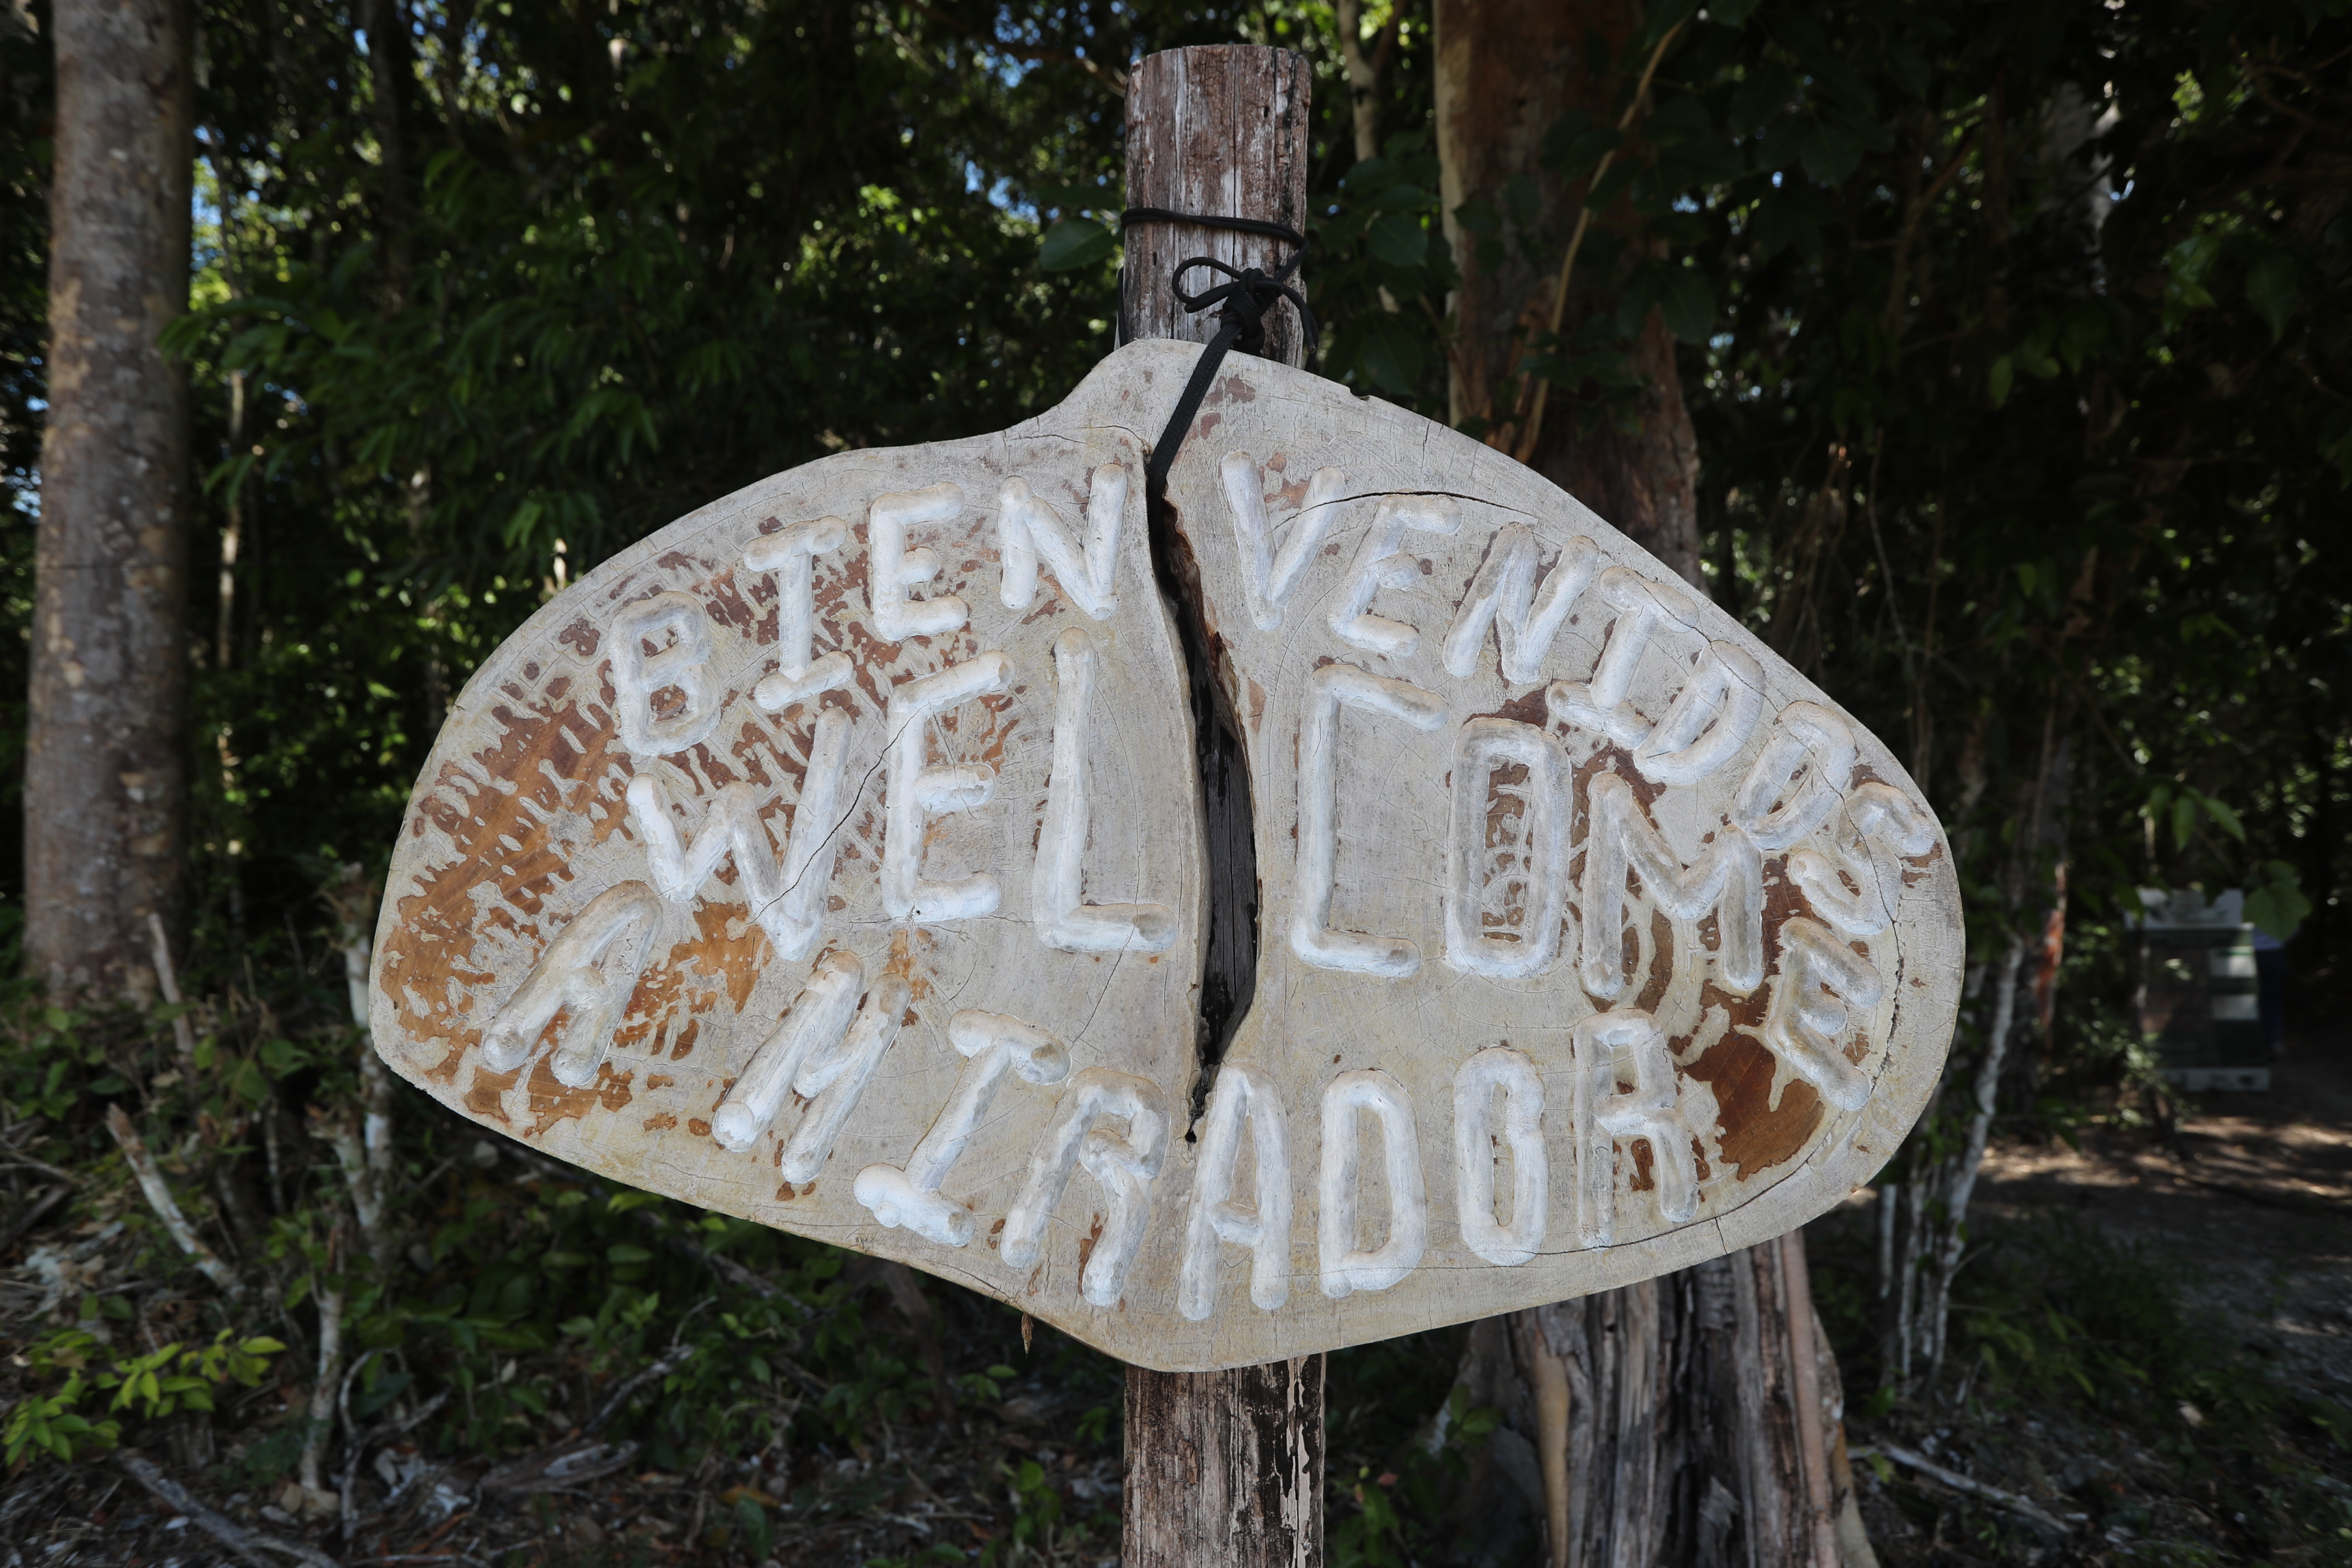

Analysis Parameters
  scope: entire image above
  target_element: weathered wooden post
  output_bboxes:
[1117,45,1325,1568]
[366,40,1962,1568]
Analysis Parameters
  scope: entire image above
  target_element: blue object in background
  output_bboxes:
[2252,928,2286,1056]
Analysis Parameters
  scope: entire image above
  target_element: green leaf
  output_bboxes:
[1796,120,1864,186]
[1730,64,1800,137]
[2245,250,2299,342]
[1658,268,1717,343]
[606,1244,654,1265]
[1988,355,2015,408]
[1355,314,1427,393]
[1367,213,1430,269]
[1038,215,1115,273]
[2199,793,2245,842]
[1545,127,1620,184]
[1645,0,1704,43]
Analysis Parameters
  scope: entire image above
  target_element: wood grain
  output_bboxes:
[1122,46,1318,1568]
[1124,1356,1322,1567]
[1122,47,1313,367]
[371,340,1961,1372]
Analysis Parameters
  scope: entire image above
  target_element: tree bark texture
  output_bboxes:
[1122,46,1313,369]
[1122,45,1325,1568]
[1440,1235,1866,1567]
[28,0,195,1001]
[1124,1356,1324,1568]
[1433,0,1703,589]
[1433,6,1867,1562]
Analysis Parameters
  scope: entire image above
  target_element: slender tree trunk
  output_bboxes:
[361,0,412,302]
[27,0,197,1002]
[1334,0,1382,163]
[1434,3,1865,1562]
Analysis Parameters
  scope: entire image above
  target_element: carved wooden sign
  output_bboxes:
[370,340,1961,1372]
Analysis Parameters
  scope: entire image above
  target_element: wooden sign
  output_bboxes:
[370,340,1960,1373]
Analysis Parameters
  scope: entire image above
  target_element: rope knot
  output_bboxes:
[1169,256,1312,369]
[1118,206,1319,500]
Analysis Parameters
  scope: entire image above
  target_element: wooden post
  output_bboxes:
[1121,45,1324,1568]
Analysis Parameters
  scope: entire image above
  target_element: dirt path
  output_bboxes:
[1974,1038,2352,1402]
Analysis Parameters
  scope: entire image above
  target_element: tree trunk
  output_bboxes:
[1434,0,1703,587]
[1122,45,1325,1568]
[26,0,195,1002]
[1434,3,1866,1563]
[1439,1236,1863,1566]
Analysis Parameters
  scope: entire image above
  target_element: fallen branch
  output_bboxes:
[587,1344,698,1436]
[104,1105,241,1297]
[148,912,200,1067]
[116,1452,344,1568]
[1857,1443,2085,1534]
[0,1151,79,1185]
[0,1181,72,1257]
[340,1388,450,1541]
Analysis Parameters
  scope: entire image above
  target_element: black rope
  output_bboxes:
[1123,207,1319,503]
[1119,207,1305,248]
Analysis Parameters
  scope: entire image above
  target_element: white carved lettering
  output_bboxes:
[1176,1064,1294,1320]
[1790,782,1937,936]
[626,709,851,962]
[1034,628,1177,954]
[745,518,853,713]
[1580,772,1766,999]
[1442,527,1599,683]
[997,462,1128,621]
[783,973,911,1179]
[712,950,865,1152]
[1572,1010,1698,1248]
[1453,1047,1547,1267]
[1318,1068,1427,1298]
[1002,1067,1168,1308]
[479,882,663,1087]
[1630,640,1766,786]
[1732,702,1858,851]
[1549,568,1696,747]
[1327,496,1461,656]
[613,592,722,757]
[1293,662,1448,977]
[1220,453,1348,632]
[868,484,969,642]
[1762,918,1884,1110]
[855,1010,1069,1245]
[1444,719,1570,979]
[882,652,1014,921]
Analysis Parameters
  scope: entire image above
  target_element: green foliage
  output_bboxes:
[1039,215,1118,272]
[4,1328,284,1465]
[2245,860,2312,942]
[1313,132,1459,400]
[1952,1217,2279,1440]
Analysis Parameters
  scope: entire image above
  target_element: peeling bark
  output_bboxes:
[1434,4,1861,1560]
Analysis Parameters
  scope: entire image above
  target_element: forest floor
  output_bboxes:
[7,1035,2352,1567]
[1838,1024,2352,1567]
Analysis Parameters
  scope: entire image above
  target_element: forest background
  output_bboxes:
[0,0,2347,1563]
